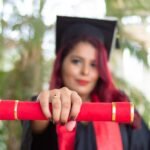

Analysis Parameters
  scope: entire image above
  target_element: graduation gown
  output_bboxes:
[20,118,150,150]
[20,96,150,150]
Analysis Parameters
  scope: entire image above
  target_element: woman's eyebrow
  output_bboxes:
[71,55,96,62]
[70,55,82,59]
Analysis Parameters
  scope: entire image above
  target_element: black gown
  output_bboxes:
[20,117,150,150]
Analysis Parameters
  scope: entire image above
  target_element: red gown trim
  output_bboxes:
[56,121,123,150]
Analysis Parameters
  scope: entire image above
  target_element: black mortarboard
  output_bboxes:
[56,16,118,57]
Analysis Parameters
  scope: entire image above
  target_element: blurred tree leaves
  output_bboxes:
[105,0,150,17]
[0,0,51,99]
[122,40,149,67]
[106,0,150,67]
[0,0,53,149]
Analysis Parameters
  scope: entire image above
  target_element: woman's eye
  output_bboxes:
[91,63,97,67]
[71,59,81,64]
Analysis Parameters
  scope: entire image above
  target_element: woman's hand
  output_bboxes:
[37,87,82,131]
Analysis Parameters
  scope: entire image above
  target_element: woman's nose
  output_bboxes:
[81,64,89,75]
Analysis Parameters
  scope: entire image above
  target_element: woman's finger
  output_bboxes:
[51,91,61,123]
[60,87,71,123]
[70,91,82,120]
[37,91,51,119]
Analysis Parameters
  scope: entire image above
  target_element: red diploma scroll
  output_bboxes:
[0,100,134,123]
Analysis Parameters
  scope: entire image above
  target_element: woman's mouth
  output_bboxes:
[76,80,89,86]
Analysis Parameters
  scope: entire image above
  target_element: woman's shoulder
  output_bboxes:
[120,119,150,150]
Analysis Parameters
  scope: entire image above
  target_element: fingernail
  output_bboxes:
[65,121,76,131]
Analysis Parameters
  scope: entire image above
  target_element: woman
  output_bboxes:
[21,16,150,150]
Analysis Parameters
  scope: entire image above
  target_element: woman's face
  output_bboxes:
[62,41,99,101]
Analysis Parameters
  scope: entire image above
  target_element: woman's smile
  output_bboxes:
[76,79,89,86]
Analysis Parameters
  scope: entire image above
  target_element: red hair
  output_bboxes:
[49,35,140,128]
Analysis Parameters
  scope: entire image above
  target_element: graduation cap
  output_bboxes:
[56,16,118,58]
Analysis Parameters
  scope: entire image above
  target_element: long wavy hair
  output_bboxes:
[49,35,140,128]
